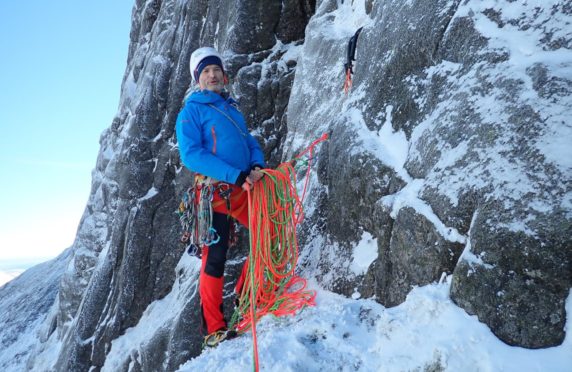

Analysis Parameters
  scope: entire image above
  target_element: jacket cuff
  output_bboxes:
[251,164,264,170]
[235,171,249,186]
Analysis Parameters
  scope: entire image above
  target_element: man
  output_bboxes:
[176,47,265,347]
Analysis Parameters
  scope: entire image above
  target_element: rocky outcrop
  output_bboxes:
[451,201,571,348]
[286,0,571,349]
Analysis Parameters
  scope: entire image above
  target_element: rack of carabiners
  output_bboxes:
[178,179,228,258]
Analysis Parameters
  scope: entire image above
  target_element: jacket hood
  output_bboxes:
[186,89,236,105]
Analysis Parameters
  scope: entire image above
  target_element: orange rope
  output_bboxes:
[294,132,328,211]
[245,187,259,372]
[232,134,328,371]
[235,164,314,328]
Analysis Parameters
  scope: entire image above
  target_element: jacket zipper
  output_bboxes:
[211,126,217,154]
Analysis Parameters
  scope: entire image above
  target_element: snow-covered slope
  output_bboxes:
[179,282,572,372]
[0,250,71,371]
[0,271,21,287]
[2,255,571,371]
[0,258,54,287]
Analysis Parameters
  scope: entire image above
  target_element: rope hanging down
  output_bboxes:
[229,133,328,372]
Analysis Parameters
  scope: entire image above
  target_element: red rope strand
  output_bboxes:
[232,134,328,371]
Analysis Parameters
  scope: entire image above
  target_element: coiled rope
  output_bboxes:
[229,133,328,372]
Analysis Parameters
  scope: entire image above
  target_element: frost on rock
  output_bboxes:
[285,0,571,348]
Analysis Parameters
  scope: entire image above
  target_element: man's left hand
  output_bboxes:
[249,168,264,183]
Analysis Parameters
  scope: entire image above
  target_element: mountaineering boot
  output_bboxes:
[203,328,238,348]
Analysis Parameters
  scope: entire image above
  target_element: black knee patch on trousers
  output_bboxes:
[204,212,231,278]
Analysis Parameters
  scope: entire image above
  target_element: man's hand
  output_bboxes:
[249,168,264,183]
[242,168,264,191]
[242,179,253,191]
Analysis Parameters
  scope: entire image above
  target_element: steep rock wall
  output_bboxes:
[28,0,315,371]
[286,0,571,349]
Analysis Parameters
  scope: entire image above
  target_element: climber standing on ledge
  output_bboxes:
[175,47,266,347]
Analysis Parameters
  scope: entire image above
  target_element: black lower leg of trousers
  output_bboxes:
[204,212,231,278]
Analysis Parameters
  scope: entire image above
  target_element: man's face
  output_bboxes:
[198,64,224,93]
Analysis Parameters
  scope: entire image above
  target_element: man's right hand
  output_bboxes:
[242,179,252,191]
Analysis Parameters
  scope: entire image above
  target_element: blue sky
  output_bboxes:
[0,1,133,262]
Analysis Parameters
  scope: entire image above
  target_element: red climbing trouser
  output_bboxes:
[198,183,249,334]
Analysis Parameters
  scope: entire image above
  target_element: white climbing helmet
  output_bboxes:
[189,47,224,83]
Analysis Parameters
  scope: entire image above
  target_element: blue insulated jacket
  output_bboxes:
[176,90,266,184]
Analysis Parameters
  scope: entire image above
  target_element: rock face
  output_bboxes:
[286,0,571,349]
[27,1,316,371]
[21,0,572,370]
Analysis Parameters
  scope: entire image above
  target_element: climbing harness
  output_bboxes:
[343,27,363,94]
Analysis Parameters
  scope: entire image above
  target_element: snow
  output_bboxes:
[177,280,572,372]
[376,105,409,175]
[139,186,159,200]
[537,121,572,173]
[351,104,411,183]
[0,257,53,287]
[458,0,572,71]
[121,71,138,105]
[349,231,378,276]
[1,1,570,371]
[4,254,570,371]
[459,211,495,271]
[0,251,71,371]
[451,0,572,178]
[377,0,572,236]
[101,254,201,371]
[280,42,303,64]
[381,179,467,244]
[0,270,22,287]
[314,0,373,39]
